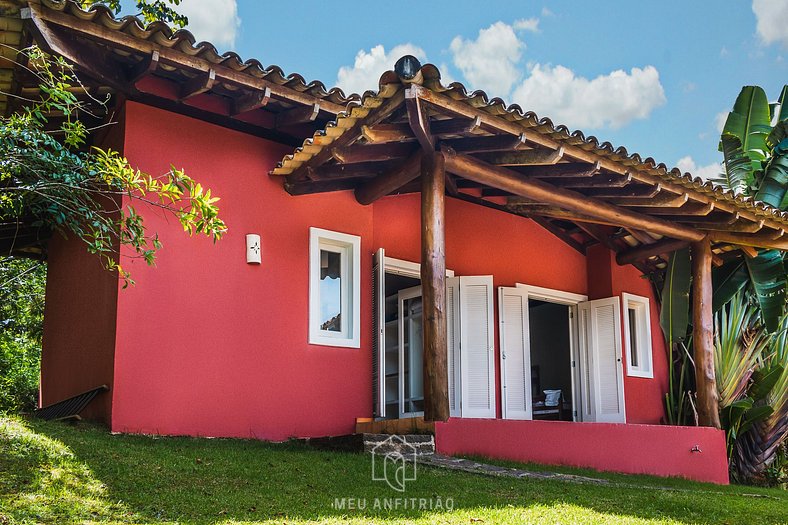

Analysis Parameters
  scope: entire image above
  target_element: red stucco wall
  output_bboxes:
[435,418,729,484]
[38,110,126,423]
[107,100,669,438]
[111,101,373,440]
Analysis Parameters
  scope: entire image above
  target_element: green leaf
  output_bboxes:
[744,249,787,333]
[720,86,772,165]
[660,248,691,344]
[719,135,754,195]
[776,84,788,123]
[749,364,784,402]
[754,145,788,208]
[712,260,748,312]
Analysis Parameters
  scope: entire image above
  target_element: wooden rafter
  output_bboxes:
[354,151,424,205]
[231,86,271,115]
[406,88,433,151]
[443,148,705,243]
[275,103,320,129]
[24,2,347,114]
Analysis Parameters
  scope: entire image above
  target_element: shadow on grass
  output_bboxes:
[2,416,786,524]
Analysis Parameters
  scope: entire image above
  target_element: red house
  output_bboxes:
[7,1,788,485]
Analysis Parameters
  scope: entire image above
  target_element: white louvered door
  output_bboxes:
[498,286,532,420]
[372,248,386,418]
[459,276,496,418]
[578,297,626,423]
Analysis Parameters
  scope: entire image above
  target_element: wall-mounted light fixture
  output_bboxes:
[246,234,261,264]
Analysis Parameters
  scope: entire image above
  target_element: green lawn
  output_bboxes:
[0,416,785,524]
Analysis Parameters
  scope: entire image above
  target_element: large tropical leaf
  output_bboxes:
[765,121,788,150]
[712,259,748,311]
[744,249,787,333]
[754,140,788,208]
[776,84,788,123]
[720,86,772,168]
[717,135,754,195]
[660,248,691,344]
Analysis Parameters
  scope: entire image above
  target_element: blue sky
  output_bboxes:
[164,0,788,179]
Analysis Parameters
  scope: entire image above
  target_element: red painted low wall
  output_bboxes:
[434,418,729,484]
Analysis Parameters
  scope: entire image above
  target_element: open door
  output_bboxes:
[446,277,461,417]
[372,248,385,418]
[498,286,532,420]
[578,297,626,423]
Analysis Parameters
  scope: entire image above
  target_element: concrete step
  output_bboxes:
[362,433,435,457]
[307,433,435,456]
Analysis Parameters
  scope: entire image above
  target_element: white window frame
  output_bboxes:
[622,292,653,378]
[309,227,361,348]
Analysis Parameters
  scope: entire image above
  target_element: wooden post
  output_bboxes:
[691,237,721,428]
[421,152,450,422]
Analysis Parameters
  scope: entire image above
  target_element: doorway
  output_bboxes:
[528,300,573,421]
[382,274,422,418]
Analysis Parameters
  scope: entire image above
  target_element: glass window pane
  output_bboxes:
[320,249,342,331]
[628,307,639,367]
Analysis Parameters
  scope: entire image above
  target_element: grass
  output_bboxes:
[0,416,786,524]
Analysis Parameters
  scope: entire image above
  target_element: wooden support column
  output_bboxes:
[421,151,450,422]
[691,237,721,428]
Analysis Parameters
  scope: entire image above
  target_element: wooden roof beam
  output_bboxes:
[584,184,663,199]
[24,2,348,114]
[275,103,320,129]
[475,147,564,166]
[609,193,690,207]
[332,142,417,164]
[24,11,130,92]
[630,201,715,216]
[127,49,159,84]
[405,88,433,151]
[307,161,393,181]
[179,68,215,100]
[410,85,780,227]
[231,86,271,115]
[709,232,788,250]
[286,89,406,182]
[439,133,527,153]
[616,238,691,266]
[355,151,424,205]
[515,162,601,178]
[361,117,481,144]
[443,148,705,243]
[549,172,632,189]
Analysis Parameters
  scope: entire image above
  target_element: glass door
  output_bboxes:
[398,285,423,417]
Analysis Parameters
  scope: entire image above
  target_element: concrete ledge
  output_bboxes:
[434,418,729,485]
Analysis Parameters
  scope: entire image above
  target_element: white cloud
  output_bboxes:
[753,0,788,47]
[715,111,728,133]
[676,156,722,181]
[541,7,554,17]
[335,44,426,95]
[513,17,540,32]
[511,64,666,129]
[177,0,241,50]
[449,21,524,94]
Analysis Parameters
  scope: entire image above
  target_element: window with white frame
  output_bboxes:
[622,293,653,378]
[309,227,360,348]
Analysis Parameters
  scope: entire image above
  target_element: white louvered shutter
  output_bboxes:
[459,276,496,418]
[498,286,532,420]
[446,277,462,416]
[578,297,626,423]
[372,248,386,418]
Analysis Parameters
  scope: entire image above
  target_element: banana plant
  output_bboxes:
[712,85,788,332]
